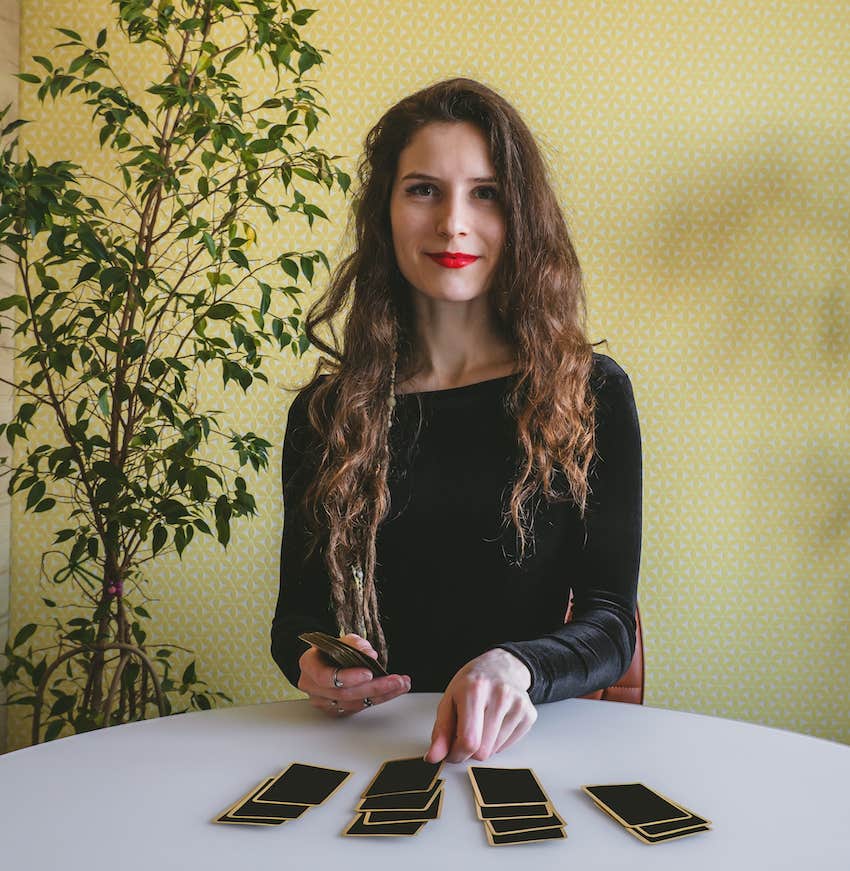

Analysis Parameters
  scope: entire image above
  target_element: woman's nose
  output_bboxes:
[435,194,469,239]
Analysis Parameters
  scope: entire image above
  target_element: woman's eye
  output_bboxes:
[474,186,499,201]
[407,183,436,197]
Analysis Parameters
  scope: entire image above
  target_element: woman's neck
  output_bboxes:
[394,288,517,394]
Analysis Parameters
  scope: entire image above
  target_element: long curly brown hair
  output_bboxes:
[296,78,596,667]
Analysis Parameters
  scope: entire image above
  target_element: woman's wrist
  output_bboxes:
[481,647,532,692]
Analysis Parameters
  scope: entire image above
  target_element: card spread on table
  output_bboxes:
[214,778,290,827]
[214,764,351,828]
[344,758,445,837]
[252,762,351,806]
[583,783,712,844]
[363,789,443,824]
[630,824,711,844]
[484,810,564,836]
[467,766,566,847]
[361,757,443,798]
[298,631,388,677]
[476,801,552,820]
[468,766,550,806]
[637,813,709,837]
[357,779,443,812]
[487,826,567,847]
[343,815,428,837]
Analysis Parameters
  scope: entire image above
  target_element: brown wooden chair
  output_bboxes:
[565,598,644,704]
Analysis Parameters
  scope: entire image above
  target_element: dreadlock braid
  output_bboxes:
[336,354,397,666]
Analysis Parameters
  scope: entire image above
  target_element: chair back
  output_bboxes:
[565,598,644,704]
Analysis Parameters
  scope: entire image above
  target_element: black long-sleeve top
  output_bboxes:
[271,353,642,704]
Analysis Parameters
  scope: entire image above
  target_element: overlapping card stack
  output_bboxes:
[583,783,712,844]
[343,757,444,837]
[299,631,388,676]
[467,766,567,846]
[214,762,350,827]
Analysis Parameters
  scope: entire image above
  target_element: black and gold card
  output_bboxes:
[476,801,551,820]
[363,789,443,824]
[484,811,564,836]
[357,779,443,812]
[361,757,443,798]
[298,631,388,677]
[486,826,566,846]
[253,762,350,806]
[582,783,692,827]
[468,766,549,806]
[343,814,428,837]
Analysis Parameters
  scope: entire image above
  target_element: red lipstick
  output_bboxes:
[426,252,479,269]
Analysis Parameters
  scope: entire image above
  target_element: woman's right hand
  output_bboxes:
[297,633,412,717]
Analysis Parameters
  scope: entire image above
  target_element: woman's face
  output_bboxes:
[389,121,505,306]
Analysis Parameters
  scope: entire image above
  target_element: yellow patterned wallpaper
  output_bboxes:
[6,0,849,751]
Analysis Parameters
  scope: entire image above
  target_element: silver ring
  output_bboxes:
[363,697,374,708]
[332,668,343,689]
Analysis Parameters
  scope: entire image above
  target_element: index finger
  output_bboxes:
[448,688,486,764]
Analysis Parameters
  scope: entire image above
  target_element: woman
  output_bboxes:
[271,78,642,764]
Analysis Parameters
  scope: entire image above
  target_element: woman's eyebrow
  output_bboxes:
[399,172,498,183]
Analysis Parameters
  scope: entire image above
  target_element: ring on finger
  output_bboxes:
[362,697,373,708]
[332,667,344,689]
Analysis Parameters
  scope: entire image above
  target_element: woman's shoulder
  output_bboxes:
[591,352,631,387]
[589,353,637,416]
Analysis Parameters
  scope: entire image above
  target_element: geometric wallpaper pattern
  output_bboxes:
[7,0,849,750]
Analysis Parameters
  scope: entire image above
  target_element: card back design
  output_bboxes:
[362,757,443,798]
[582,783,692,827]
[468,766,549,806]
[253,763,351,806]
[357,779,443,812]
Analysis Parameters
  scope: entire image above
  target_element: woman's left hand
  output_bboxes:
[424,648,537,764]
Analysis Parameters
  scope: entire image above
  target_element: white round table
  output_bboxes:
[1,695,848,869]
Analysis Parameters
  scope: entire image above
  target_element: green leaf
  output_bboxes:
[32,56,53,72]
[55,27,83,42]
[292,8,317,25]
[206,302,238,320]
[44,720,64,742]
[202,232,216,257]
[35,498,56,513]
[15,73,41,84]
[26,480,46,510]
[248,139,276,154]
[13,623,38,648]
[152,524,167,556]
[75,262,99,285]
[280,258,299,281]
[0,295,27,313]
[50,694,76,717]
[229,249,249,270]
[96,28,107,48]
[182,661,197,685]
[214,495,231,547]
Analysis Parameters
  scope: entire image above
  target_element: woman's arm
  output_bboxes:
[494,360,642,704]
[271,383,413,713]
[270,382,337,688]
[426,358,642,761]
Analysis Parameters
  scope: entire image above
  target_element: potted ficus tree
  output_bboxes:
[0,0,347,744]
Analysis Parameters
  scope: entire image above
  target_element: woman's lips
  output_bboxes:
[425,252,479,269]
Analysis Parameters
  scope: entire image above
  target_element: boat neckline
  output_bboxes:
[394,371,519,398]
